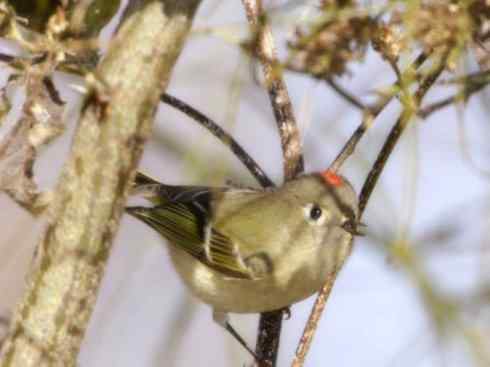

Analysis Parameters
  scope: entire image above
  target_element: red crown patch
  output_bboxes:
[321,169,343,187]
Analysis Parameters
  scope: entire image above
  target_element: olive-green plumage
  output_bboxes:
[127,171,359,315]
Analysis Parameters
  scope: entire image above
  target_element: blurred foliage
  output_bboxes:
[8,0,120,37]
[287,0,374,77]
[69,0,120,37]
[9,0,60,32]
[283,0,490,77]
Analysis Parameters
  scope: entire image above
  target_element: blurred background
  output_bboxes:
[1,1,489,366]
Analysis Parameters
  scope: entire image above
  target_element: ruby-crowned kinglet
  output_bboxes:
[127,170,360,354]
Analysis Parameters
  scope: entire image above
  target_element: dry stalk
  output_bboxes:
[242,0,303,181]
[241,1,305,366]
[0,59,64,214]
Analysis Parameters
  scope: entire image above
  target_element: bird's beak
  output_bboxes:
[342,219,366,236]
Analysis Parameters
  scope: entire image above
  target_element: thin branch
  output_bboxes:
[242,0,303,181]
[418,94,464,118]
[437,69,490,86]
[0,53,15,63]
[325,77,366,111]
[160,93,274,187]
[0,1,202,366]
[241,1,304,365]
[291,271,336,367]
[328,111,373,172]
[418,77,490,118]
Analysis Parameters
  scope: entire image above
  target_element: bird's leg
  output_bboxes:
[224,322,259,361]
[213,310,260,363]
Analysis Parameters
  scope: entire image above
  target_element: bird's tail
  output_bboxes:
[126,205,151,220]
[131,172,170,205]
[134,172,160,187]
[125,205,166,233]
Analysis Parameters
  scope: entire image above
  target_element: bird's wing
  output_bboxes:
[130,174,270,279]
[127,200,254,280]
[133,171,223,207]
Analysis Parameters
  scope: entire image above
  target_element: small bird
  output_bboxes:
[127,170,361,357]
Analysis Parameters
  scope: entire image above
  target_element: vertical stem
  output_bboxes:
[241,1,304,366]
[291,272,336,367]
[255,311,283,366]
[242,0,303,181]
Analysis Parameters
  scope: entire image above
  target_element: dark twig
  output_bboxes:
[325,78,366,111]
[358,56,448,216]
[0,53,15,64]
[328,111,373,173]
[42,76,64,106]
[160,93,274,188]
[241,1,304,366]
[418,94,465,118]
[437,70,490,86]
[256,311,283,366]
[418,77,490,118]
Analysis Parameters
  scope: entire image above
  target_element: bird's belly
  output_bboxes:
[168,246,324,313]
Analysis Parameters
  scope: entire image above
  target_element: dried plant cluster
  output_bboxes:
[0,1,489,367]
[286,0,490,76]
[287,0,373,77]
[0,1,104,214]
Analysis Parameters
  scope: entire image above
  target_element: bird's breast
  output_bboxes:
[166,241,341,313]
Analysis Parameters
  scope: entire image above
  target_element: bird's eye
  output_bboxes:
[309,205,322,220]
